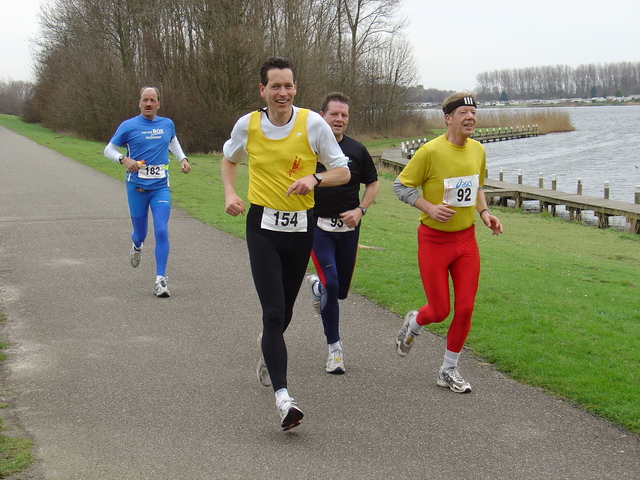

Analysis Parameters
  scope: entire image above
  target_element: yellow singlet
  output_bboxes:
[246,109,317,212]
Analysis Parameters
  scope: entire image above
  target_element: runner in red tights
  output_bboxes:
[393,92,503,393]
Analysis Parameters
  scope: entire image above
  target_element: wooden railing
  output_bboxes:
[397,125,538,159]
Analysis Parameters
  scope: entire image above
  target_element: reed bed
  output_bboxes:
[420,107,575,134]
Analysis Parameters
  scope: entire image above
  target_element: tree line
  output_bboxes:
[20,0,418,153]
[476,62,640,100]
[0,80,32,117]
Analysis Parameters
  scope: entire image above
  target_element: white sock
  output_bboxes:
[275,388,290,404]
[328,341,342,353]
[313,280,322,297]
[409,316,422,335]
[156,275,165,283]
[442,349,461,371]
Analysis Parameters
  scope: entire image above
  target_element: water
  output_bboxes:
[483,105,640,204]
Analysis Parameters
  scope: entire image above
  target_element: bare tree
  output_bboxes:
[27,0,417,150]
[0,80,33,116]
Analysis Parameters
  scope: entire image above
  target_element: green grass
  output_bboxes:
[0,314,33,477]
[1,114,639,436]
[361,129,446,155]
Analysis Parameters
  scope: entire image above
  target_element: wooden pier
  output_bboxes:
[482,179,640,233]
[390,125,538,162]
[376,151,640,233]
[472,125,538,143]
[378,127,640,233]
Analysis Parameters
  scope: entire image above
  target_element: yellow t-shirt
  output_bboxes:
[246,109,317,212]
[398,134,486,232]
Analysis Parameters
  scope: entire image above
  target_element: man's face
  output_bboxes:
[139,88,160,120]
[445,105,476,138]
[259,68,297,117]
[321,100,349,140]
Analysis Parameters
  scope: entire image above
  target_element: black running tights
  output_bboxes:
[246,205,314,392]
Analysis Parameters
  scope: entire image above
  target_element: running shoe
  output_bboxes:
[276,397,304,431]
[153,276,170,298]
[396,310,420,357]
[326,348,345,374]
[305,274,321,314]
[256,334,271,387]
[130,243,143,268]
[437,367,472,393]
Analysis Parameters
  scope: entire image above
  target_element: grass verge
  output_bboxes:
[1,114,638,436]
[0,314,33,477]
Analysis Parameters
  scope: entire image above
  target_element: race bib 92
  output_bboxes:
[442,174,479,207]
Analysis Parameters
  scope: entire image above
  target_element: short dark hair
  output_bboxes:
[320,92,350,113]
[260,56,296,86]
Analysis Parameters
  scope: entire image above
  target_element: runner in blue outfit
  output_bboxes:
[104,87,190,297]
[306,92,379,374]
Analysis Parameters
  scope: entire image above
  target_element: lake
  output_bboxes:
[483,105,640,204]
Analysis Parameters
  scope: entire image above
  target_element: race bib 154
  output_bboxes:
[261,207,308,232]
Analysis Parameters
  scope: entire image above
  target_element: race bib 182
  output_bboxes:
[137,164,168,179]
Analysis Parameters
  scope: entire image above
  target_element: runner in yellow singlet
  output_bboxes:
[221,57,350,431]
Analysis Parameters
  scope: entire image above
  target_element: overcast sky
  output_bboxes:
[2,0,640,92]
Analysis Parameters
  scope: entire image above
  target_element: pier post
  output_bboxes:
[604,181,610,200]
[518,169,523,185]
[539,173,546,212]
[499,168,504,181]
[572,179,583,222]
[550,175,557,216]
[635,185,640,205]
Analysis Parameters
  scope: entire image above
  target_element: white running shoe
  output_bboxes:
[256,334,271,387]
[276,397,304,431]
[130,243,143,268]
[437,367,472,393]
[153,276,170,298]
[396,311,420,357]
[326,348,345,374]
[305,274,321,314]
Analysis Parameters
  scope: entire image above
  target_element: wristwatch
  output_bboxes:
[118,154,125,163]
[312,173,323,186]
[357,206,367,215]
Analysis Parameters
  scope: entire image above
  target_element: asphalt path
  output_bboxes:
[0,125,639,479]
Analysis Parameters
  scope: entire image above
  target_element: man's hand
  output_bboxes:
[428,204,456,223]
[225,193,245,216]
[339,208,363,229]
[122,157,142,173]
[482,212,503,235]
[286,175,317,196]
